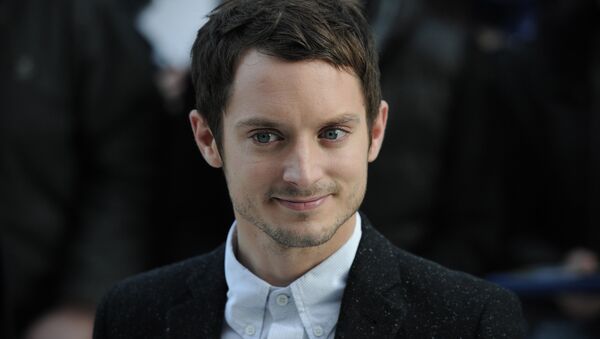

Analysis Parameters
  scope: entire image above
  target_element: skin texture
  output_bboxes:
[190,50,387,286]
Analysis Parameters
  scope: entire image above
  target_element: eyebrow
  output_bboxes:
[234,113,361,129]
[235,117,281,129]
[322,113,361,126]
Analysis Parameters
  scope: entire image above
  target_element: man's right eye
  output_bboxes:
[251,132,282,144]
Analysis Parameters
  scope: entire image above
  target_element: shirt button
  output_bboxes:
[244,325,256,336]
[276,294,289,306]
[313,325,324,337]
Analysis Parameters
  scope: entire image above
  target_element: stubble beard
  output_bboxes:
[231,180,365,248]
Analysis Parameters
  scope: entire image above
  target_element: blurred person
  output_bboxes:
[363,2,600,336]
[93,1,525,338]
[134,0,232,265]
[424,0,600,336]
[491,0,600,276]
[362,0,599,278]
[365,0,538,276]
[136,0,219,114]
[0,0,165,338]
[361,0,480,268]
[484,0,600,336]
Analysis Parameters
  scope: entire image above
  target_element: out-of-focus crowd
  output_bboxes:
[1,0,598,338]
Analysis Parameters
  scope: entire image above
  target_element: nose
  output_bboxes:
[282,137,323,188]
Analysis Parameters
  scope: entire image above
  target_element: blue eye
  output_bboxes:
[252,132,281,144]
[319,128,347,140]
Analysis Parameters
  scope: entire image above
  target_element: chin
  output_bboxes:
[268,227,336,248]
[276,215,346,246]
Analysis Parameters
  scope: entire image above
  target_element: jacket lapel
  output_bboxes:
[166,245,228,339]
[335,215,408,339]
[164,216,408,338]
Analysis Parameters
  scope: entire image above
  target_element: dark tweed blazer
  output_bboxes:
[93,215,526,338]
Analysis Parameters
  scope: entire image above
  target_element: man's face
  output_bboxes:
[194,50,387,249]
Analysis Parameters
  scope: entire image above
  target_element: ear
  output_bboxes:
[367,100,388,162]
[189,110,223,168]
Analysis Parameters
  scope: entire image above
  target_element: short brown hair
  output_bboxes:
[190,0,381,149]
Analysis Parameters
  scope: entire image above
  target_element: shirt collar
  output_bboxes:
[224,213,362,337]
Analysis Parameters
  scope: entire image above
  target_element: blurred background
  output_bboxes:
[0,0,598,338]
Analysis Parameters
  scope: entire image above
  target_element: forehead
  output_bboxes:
[225,50,365,126]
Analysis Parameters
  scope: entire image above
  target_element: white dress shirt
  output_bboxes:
[221,213,363,339]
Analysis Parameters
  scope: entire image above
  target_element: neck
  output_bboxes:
[235,214,356,287]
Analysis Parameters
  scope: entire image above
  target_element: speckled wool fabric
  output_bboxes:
[93,213,527,339]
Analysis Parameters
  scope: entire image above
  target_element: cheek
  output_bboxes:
[225,156,280,196]
[325,140,369,179]
[327,156,358,179]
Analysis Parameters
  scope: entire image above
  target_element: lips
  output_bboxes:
[274,195,329,211]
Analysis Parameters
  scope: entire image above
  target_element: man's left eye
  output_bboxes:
[319,128,347,140]
[252,132,281,144]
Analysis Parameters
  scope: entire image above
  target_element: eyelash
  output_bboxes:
[250,131,283,144]
[318,127,349,141]
[249,126,350,145]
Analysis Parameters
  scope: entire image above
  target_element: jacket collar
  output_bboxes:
[223,215,362,338]
[164,213,407,338]
[166,245,228,339]
[335,213,408,339]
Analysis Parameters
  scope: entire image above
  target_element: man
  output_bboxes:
[93,0,526,338]
[1,0,164,338]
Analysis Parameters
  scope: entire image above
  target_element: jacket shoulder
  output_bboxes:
[392,245,526,337]
[354,217,525,337]
[93,245,225,338]
[111,253,211,300]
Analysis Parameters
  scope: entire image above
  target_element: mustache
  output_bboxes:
[267,182,339,199]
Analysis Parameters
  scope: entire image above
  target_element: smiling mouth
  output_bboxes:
[273,195,329,211]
